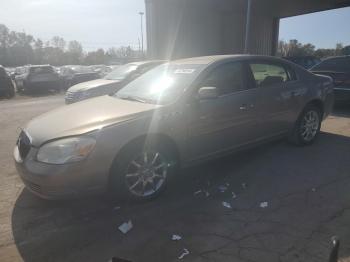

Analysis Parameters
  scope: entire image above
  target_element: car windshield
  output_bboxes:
[115,63,204,105]
[30,66,54,74]
[104,64,139,80]
[312,58,350,72]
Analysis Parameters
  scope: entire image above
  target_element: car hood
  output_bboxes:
[25,95,161,146]
[68,79,121,92]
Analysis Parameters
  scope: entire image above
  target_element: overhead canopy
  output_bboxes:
[145,0,350,59]
[181,0,350,17]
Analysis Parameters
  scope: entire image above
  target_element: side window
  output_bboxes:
[249,63,289,88]
[201,62,246,96]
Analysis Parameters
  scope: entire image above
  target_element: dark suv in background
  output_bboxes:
[0,65,15,98]
[15,65,61,94]
[283,56,321,69]
[59,65,101,90]
[311,56,350,104]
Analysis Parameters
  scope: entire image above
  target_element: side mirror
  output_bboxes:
[198,86,218,100]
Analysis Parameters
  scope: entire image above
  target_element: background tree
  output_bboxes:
[66,40,83,64]
[33,38,44,64]
[0,24,10,65]
[342,45,350,56]
[335,43,344,56]
[84,49,107,65]
[51,36,66,51]
[277,39,348,58]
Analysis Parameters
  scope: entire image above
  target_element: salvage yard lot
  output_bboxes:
[1,95,350,262]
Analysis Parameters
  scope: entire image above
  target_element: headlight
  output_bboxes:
[37,137,96,164]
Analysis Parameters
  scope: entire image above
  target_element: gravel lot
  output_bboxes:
[1,95,350,262]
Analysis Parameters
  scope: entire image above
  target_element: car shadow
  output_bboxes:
[16,89,63,98]
[11,132,350,262]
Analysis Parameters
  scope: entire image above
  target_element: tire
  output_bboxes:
[289,104,322,146]
[109,140,177,201]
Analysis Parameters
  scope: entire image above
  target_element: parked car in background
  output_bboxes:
[283,56,321,69]
[59,65,100,90]
[310,56,350,104]
[89,65,112,77]
[10,66,26,81]
[65,60,165,104]
[5,67,16,79]
[15,65,61,93]
[14,55,334,200]
[0,66,15,98]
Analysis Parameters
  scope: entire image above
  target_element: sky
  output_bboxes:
[0,0,349,51]
[0,0,145,51]
[279,6,350,48]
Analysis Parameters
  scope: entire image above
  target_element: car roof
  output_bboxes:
[283,56,318,59]
[28,64,52,68]
[322,55,350,61]
[171,54,288,65]
[128,60,166,66]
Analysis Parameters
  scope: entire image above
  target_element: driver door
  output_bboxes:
[187,62,259,161]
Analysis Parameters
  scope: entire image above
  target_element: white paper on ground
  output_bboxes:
[118,220,133,234]
[178,248,190,259]
[172,234,182,241]
[222,201,232,209]
[260,202,268,208]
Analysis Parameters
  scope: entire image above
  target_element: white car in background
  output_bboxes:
[65,60,165,104]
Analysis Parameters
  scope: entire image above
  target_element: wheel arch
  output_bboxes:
[305,99,324,118]
[109,133,181,175]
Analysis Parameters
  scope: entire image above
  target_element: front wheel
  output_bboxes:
[289,105,322,146]
[110,141,176,201]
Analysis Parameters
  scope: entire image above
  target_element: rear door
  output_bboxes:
[188,61,259,160]
[248,61,302,138]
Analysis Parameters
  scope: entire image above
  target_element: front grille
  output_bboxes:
[17,131,31,159]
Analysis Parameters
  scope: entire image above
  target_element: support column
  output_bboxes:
[244,0,252,54]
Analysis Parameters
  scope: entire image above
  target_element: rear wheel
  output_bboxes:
[109,141,176,201]
[289,105,322,146]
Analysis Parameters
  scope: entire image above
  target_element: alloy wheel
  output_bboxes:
[125,151,168,197]
[300,110,320,142]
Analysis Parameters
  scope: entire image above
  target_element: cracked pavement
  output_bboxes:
[1,95,350,262]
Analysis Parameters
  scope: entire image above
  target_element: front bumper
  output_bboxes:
[14,145,107,200]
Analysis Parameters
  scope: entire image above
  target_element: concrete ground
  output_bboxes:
[1,95,350,262]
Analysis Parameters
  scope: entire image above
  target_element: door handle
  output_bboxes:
[240,104,254,110]
[239,105,248,110]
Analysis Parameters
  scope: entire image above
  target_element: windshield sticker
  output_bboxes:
[174,69,196,74]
